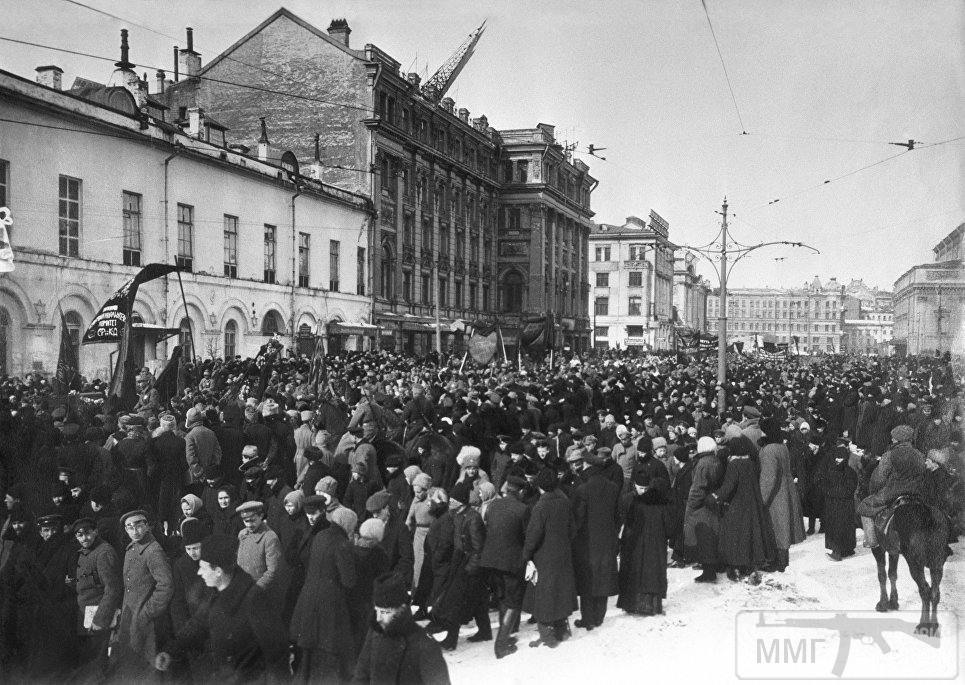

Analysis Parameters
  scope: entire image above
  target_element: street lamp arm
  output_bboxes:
[729,240,820,271]
[675,247,722,284]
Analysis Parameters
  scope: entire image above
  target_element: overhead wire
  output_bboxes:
[700,0,747,134]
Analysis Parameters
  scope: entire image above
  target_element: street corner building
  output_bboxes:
[165,9,595,355]
[0,28,375,380]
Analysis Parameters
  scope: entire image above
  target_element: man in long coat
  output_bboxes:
[114,509,173,678]
[522,469,577,648]
[684,437,722,583]
[571,448,620,630]
[758,433,805,572]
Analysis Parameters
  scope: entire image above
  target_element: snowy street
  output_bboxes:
[443,532,964,683]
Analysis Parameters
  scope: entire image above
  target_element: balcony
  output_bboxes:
[402,245,416,264]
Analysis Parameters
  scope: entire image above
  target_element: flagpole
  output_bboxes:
[175,266,194,363]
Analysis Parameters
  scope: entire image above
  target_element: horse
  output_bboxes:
[870,498,950,637]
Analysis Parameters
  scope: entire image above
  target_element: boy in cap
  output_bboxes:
[352,573,450,685]
[73,516,122,675]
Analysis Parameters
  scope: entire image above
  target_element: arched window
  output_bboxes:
[0,306,9,375]
[297,322,314,357]
[64,311,83,365]
[179,317,193,353]
[224,320,237,358]
[501,271,524,313]
[380,243,395,299]
[261,311,283,336]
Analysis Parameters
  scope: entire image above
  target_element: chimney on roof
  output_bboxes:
[178,28,201,79]
[115,29,134,70]
[188,107,206,139]
[309,132,325,180]
[440,97,454,114]
[258,117,271,161]
[173,46,179,81]
[108,30,147,107]
[154,69,166,94]
[35,65,63,90]
[457,108,469,123]
[327,19,351,47]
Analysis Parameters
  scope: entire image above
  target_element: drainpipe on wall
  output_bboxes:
[290,182,302,351]
[162,142,181,360]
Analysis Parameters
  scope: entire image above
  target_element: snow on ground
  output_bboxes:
[440,531,965,684]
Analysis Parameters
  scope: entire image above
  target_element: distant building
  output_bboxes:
[589,213,676,350]
[840,279,894,355]
[706,277,846,353]
[0,35,372,378]
[892,222,965,356]
[673,252,710,334]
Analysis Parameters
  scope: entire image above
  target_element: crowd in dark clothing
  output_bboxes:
[0,346,963,683]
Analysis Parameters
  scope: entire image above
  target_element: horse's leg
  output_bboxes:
[872,546,889,612]
[927,565,943,636]
[887,553,900,610]
[904,558,933,634]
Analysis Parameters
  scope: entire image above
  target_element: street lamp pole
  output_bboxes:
[716,198,729,412]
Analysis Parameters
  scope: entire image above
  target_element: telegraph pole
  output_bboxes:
[716,198,729,411]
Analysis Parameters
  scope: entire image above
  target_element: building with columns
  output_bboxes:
[892,222,965,356]
[588,212,676,350]
[0,38,372,379]
[159,9,595,354]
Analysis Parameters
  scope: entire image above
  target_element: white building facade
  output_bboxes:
[0,60,373,380]
[588,212,676,351]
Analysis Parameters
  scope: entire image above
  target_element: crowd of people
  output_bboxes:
[0,345,962,684]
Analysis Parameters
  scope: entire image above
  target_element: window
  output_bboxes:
[261,311,282,336]
[594,246,611,261]
[122,191,142,266]
[403,213,414,246]
[628,271,643,287]
[469,282,477,309]
[402,271,412,302]
[298,233,310,287]
[263,224,276,283]
[422,219,432,254]
[422,273,432,304]
[629,244,648,261]
[503,161,513,182]
[482,284,490,311]
[501,271,524,313]
[218,215,237,277]
[0,159,7,208]
[594,297,609,316]
[508,208,521,231]
[439,225,449,256]
[438,277,448,306]
[380,156,396,198]
[224,320,237,358]
[627,325,644,337]
[517,160,529,183]
[454,280,463,308]
[58,175,81,257]
[329,240,340,291]
[455,230,465,258]
[176,203,193,271]
[628,296,642,316]
[64,311,82,366]
[595,272,609,287]
[470,235,479,263]
[379,245,393,299]
[594,326,608,338]
[357,247,365,295]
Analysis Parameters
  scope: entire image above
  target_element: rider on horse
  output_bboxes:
[856,424,926,548]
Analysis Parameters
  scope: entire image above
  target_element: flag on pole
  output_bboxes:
[0,207,14,273]
[154,345,184,405]
[309,327,327,387]
[52,310,80,395]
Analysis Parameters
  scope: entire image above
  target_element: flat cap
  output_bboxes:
[365,490,393,513]
[235,500,265,515]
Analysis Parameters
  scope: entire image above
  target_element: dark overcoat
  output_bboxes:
[572,465,620,597]
[289,525,357,656]
[521,489,577,624]
[352,612,451,685]
[823,457,858,553]
[715,456,775,567]
[480,495,529,575]
[617,463,672,608]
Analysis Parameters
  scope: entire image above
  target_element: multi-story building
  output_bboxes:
[496,125,594,352]
[893,223,965,356]
[589,213,676,351]
[673,251,710,333]
[706,277,846,353]
[0,37,372,379]
[161,9,594,353]
[840,279,894,355]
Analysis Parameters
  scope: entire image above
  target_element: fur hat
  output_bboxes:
[449,481,471,506]
[651,436,668,449]
[358,517,385,543]
[180,517,206,546]
[314,476,338,498]
[329,507,357,538]
[697,436,717,455]
[535,468,558,492]
[891,425,915,443]
[372,572,408,608]
[413,472,433,490]
[456,445,481,468]
[200,535,238,571]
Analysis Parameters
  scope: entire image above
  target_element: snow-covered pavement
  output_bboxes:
[440,532,964,683]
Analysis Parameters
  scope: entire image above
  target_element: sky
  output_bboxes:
[1,0,962,290]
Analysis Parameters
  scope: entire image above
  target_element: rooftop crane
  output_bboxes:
[420,21,487,104]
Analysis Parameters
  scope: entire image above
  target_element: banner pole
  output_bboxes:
[175,267,194,363]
